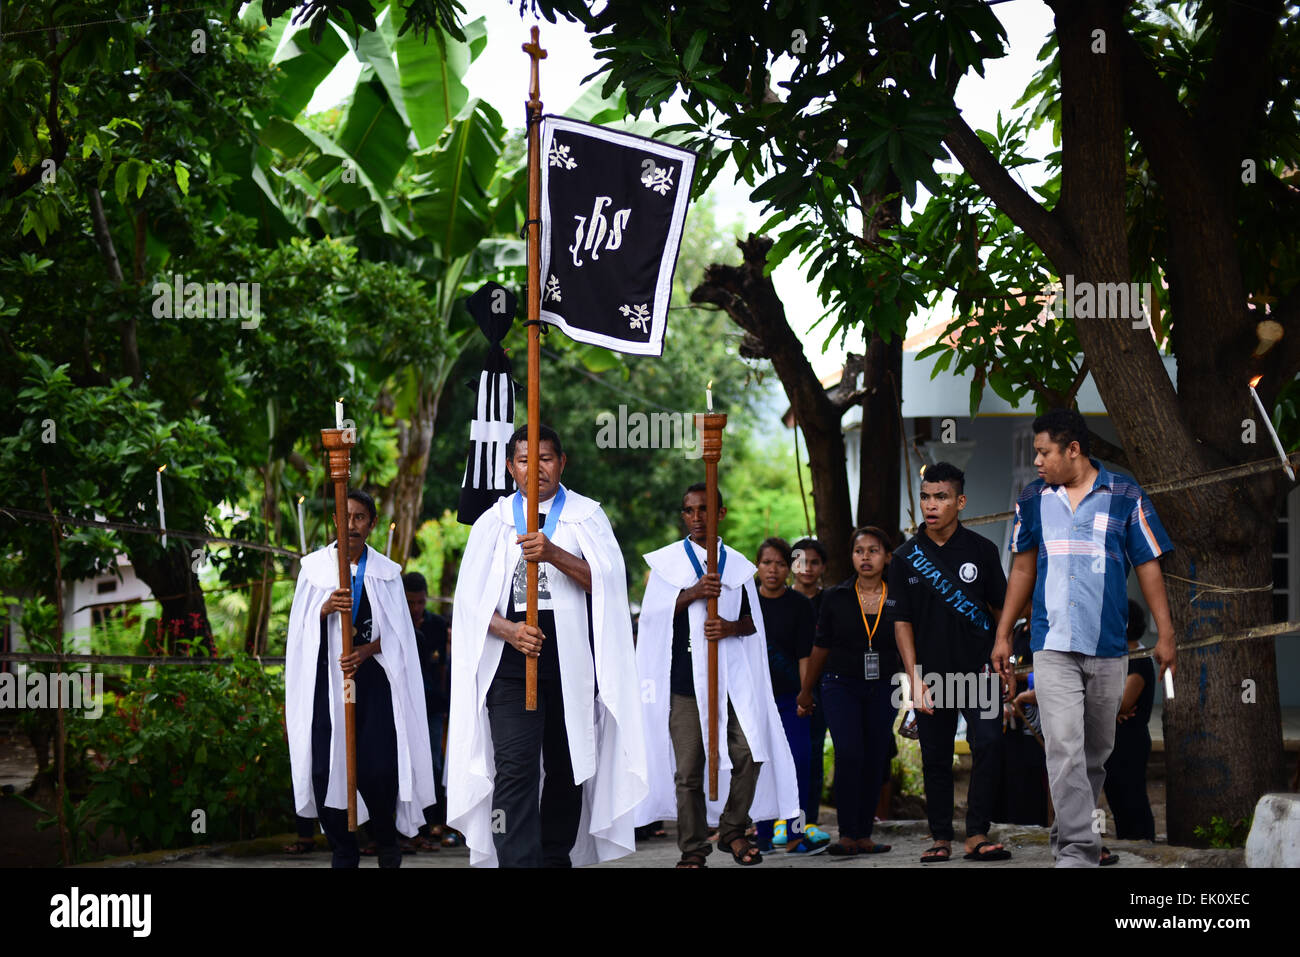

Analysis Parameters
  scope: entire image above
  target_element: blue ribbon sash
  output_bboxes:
[350,545,368,625]
[682,538,726,580]
[512,485,566,539]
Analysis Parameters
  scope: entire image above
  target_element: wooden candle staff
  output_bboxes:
[698,410,727,801]
[321,426,358,831]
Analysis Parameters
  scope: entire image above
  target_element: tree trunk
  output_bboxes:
[388,384,439,568]
[692,234,856,583]
[244,461,283,655]
[856,332,903,543]
[128,547,214,655]
[1053,0,1285,840]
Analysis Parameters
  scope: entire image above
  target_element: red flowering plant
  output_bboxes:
[67,653,292,852]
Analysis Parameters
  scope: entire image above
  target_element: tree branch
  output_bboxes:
[943,114,1079,276]
[86,187,125,287]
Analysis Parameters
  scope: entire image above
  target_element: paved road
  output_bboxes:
[100,818,1240,868]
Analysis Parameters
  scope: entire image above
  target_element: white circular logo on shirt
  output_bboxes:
[959,562,978,582]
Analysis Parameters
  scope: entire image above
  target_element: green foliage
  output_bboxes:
[1192,814,1252,849]
[68,655,291,852]
[406,510,471,602]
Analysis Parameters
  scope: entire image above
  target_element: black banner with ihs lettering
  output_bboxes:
[538,116,697,357]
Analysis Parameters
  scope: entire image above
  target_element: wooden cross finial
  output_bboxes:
[523,25,546,106]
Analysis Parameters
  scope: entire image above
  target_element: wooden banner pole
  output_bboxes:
[522,27,547,712]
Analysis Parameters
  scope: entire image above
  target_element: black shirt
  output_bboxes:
[414,610,449,715]
[670,588,751,696]
[495,512,563,683]
[815,579,900,680]
[886,523,1007,677]
[758,588,815,697]
[1115,652,1155,746]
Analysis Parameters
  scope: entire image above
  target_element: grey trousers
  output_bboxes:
[1034,650,1127,867]
[669,692,760,857]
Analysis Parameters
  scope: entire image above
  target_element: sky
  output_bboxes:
[304,1,1058,379]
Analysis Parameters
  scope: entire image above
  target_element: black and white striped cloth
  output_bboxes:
[458,282,518,525]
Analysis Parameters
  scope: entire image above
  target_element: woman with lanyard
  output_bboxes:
[796,527,898,856]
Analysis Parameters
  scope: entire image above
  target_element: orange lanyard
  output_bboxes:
[855,581,886,651]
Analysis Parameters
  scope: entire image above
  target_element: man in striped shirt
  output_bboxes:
[993,408,1177,867]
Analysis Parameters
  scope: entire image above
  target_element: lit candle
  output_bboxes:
[335,398,344,431]
[1248,376,1295,480]
[706,379,713,413]
[156,465,167,548]
[385,521,395,556]
[297,495,307,554]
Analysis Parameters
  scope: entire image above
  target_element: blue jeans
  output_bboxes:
[821,674,895,840]
[756,693,811,844]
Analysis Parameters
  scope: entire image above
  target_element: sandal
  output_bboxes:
[283,839,316,855]
[411,836,440,852]
[827,839,860,856]
[675,852,708,869]
[920,843,952,863]
[727,837,763,865]
[963,840,1012,862]
[1100,846,1119,866]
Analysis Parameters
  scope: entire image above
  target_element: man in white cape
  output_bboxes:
[636,483,801,867]
[447,425,647,867]
[285,489,437,868]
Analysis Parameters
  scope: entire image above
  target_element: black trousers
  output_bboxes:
[311,642,401,868]
[1103,726,1155,840]
[994,731,1049,826]
[821,674,895,840]
[486,676,583,868]
[916,700,1004,842]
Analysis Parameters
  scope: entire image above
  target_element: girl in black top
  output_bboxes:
[796,527,897,856]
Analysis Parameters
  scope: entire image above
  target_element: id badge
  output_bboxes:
[863,652,880,681]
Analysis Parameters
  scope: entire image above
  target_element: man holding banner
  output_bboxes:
[447,425,647,867]
[445,29,699,868]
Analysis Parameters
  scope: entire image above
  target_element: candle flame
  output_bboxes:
[389,522,396,530]
[298,495,305,504]
[707,379,713,390]
[1249,375,1263,388]
[157,464,167,473]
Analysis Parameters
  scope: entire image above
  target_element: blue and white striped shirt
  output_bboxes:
[1011,459,1172,657]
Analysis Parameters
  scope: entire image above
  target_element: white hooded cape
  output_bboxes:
[285,543,437,837]
[446,486,648,867]
[634,537,801,827]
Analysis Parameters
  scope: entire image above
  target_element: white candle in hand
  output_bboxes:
[297,496,307,554]
[1164,669,1175,700]
[386,522,395,557]
[1248,376,1295,480]
[156,465,167,548]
